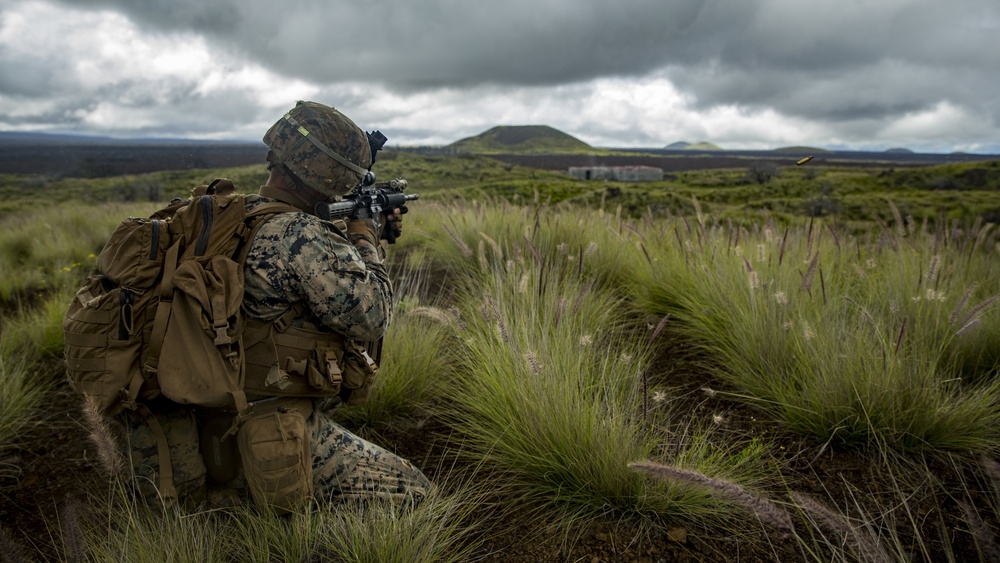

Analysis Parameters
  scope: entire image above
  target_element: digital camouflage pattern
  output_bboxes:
[123,406,207,499]
[244,195,430,503]
[122,402,433,505]
[310,412,433,504]
[262,101,372,198]
[242,197,391,340]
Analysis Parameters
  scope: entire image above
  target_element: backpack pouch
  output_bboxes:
[64,276,156,415]
[157,255,245,408]
[97,217,172,288]
[338,341,378,406]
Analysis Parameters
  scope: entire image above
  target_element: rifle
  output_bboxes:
[315,178,418,366]
[315,178,418,244]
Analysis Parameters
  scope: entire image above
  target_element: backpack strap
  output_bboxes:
[221,200,299,440]
[144,238,183,378]
[135,404,178,505]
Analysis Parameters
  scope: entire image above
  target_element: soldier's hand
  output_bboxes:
[346,218,379,247]
[381,206,406,243]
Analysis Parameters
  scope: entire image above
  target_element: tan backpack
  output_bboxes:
[63,179,298,500]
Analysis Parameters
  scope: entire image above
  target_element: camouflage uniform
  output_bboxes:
[242,196,432,505]
[123,405,207,500]
[120,101,429,507]
[121,194,430,507]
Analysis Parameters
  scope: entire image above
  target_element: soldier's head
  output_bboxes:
[263,101,373,203]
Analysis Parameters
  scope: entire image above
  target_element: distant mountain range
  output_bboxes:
[441,127,983,156]
[0,128,993,157]
[1,127,996,177]
[0,131,260,145]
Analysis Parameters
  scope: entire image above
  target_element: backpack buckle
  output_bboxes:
[214,325,232,345]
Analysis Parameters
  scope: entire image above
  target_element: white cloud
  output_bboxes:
[0,0,997,153]
[0,1,315,138]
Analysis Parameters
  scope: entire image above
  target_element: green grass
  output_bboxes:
[2,155,999,561]
[332,304,456,430]
[0,202,162,301]
[0,289,74,457]
[432,247,778,527]
[68,479,486,562]
[627,209,1000,454]
[0,352,48,459]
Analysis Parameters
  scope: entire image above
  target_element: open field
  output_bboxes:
[0,152,999,561]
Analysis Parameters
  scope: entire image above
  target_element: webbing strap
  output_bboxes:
[219,201,297,441]
[282,112,367,176]
[145,240,181,375]
[135,404,178,505]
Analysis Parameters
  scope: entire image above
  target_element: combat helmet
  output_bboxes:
[263,101,373,197]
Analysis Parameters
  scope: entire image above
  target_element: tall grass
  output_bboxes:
[436,244,776,526]
[0,290,71,457]
[69,483,485,562]
[7,170,999,560]
[0,352,47,458]
[629,210,1000,453]
[407,198,638,291]
[333,308,456,430]
[0,202,161,301]
[0,287,76,360]
[789,450,1000,562]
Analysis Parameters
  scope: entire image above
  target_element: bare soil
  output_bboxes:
[0,352,992,562]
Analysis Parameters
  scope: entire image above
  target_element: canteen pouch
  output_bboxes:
[237,399,313,513]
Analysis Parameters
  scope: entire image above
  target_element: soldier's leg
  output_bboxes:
[120,405,206,501]
[309,411,433,505]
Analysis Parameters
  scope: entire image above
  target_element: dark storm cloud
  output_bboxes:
[3,0,996,151]
[56,0,706,86]
[52,0,1000,128]
[664,1,1000,125]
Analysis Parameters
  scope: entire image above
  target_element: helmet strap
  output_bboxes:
[282,112,368,176]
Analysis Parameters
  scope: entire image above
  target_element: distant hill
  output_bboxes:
[774,146,833,154]
[665,141,723,151]
[0,130,258,145]
[0,131,265,176]
[449,125,592,154]
[885,147,915,154]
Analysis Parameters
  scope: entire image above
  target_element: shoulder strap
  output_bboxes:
[237,201,299,264]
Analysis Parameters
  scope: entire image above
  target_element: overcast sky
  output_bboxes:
[1,0,997,153]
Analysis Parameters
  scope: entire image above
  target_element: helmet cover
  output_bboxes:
[263,101,372,197]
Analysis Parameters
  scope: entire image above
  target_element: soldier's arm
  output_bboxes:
[280,216,393,340]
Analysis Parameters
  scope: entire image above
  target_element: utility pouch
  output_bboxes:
[339,341,378,406]
[237,398,313,513]
[156,255,246,408]
[243,320,349,398]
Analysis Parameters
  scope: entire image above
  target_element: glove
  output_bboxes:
[346,218,379,248]
[380,206,406,244]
